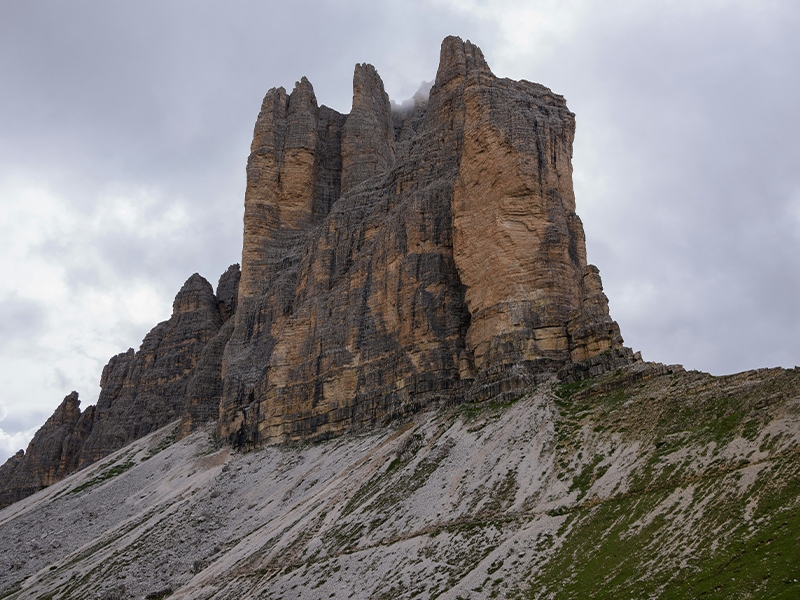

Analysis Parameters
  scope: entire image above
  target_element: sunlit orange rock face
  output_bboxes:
[219,36,631,446]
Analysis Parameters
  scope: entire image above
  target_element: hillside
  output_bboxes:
[1,35,798,599]
[1,363,798,598]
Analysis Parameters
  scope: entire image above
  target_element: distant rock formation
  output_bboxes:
[0,392,92,507]
[0,267,239,508]
[0,36,633,508]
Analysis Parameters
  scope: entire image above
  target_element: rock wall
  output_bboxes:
[0,36,633,507]
[217,36,632,448]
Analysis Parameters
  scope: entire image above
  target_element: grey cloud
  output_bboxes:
[0,295,46,350]
[528,2,800,373]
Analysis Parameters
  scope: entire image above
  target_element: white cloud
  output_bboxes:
[0,426,39,464]
[0,400,38,463]
[0,175,182,453]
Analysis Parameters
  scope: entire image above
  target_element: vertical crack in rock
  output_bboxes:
[219,35,631,447]
[341,63,396,196]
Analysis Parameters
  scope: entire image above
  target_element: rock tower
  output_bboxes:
[0,36,632,508]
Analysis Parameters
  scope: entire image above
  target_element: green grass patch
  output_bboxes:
[69,460,137,495]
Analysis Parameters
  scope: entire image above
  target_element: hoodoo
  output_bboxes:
[0,36,632,507]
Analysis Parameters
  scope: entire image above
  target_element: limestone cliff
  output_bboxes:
[0,36,632,507]
[218,36,631,448]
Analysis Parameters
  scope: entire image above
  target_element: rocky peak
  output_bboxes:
[434,35,493,88]
[215,263,241,321]
[340,63,395,195]
[392,83,431,159]
[172,273,220,318]
[0,264,241,507]
[285,77,319,150]
[1,37,633,507]
[0,391,93,507]
[240,77,343,299]
[218,36,632,448]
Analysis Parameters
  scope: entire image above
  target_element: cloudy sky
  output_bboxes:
[1,0,798,463]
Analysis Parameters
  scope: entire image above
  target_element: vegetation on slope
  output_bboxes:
[1,364,798,599]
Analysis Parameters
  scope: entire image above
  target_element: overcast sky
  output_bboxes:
[1,0,799,463]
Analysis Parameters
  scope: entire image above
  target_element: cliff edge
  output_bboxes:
[0,37,633,508]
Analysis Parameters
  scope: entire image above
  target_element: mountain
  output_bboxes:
[0,35,633,508]
[1,35,798,598]
[0,363,798,599]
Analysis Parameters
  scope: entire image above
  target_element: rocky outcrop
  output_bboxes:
[0,392,93,508]
[179,266,242,437]
[1,36,633,507]
[76,273,226,465]
[340,63,395,196]
[0,267,240,507]
[218,36,632,448]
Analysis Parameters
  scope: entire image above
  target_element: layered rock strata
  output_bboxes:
[1,36,632,507]
[218,36,631,448]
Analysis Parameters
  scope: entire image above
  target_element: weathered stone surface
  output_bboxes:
[179,266,241,438]
[0,392,93,508]
[215,263,241,321]
[76,273,226,466]
[218,36,632,448]
[1,36,632,506]
[340,63,395,196]
[445,38,625,377]
[0,267,240,506]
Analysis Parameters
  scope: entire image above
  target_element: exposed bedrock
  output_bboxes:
[0,392,93,508]
[218,36,632,448]
[1,36,633,507]
[0,266,240,507]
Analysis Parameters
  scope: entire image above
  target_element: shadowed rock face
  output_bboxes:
[76,273,226,466]
[0,36,632,507]
[218,36,631,448]
[0,392,93,508]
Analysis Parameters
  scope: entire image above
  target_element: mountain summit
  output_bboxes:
[0,36,634,508]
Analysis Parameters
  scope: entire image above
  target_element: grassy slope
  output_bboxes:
[523,366,800,599]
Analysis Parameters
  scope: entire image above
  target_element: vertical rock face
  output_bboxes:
[340,63,396,196]
[179,265,242,437]
[444,38,623,377]
[239,78,346,299]
[218,36,631,447]
[0,36,632,507]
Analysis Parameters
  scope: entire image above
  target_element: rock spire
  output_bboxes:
[0,36,633,508]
